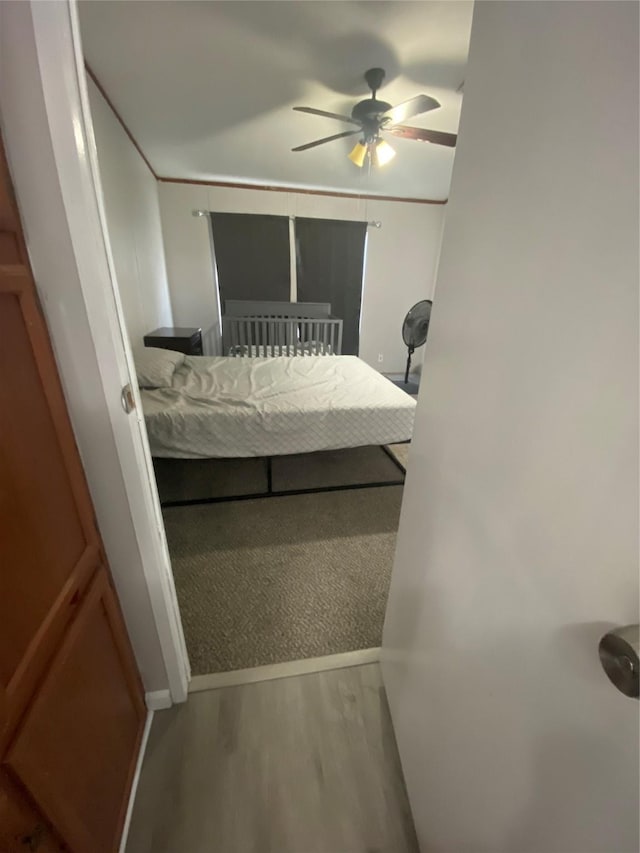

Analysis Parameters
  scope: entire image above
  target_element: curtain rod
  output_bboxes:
[192,210,381,228]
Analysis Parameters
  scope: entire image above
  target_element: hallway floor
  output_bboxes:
[125,663,418,853]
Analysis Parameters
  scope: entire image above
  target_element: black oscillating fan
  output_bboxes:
[396,300,432,394]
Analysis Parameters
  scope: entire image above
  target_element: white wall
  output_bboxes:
[0,1,172,694]
[383,2,639,852]
[87,77,173,348]
[158,181,445,372]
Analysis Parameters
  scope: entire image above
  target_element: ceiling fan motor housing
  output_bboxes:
[351,98,392,124]
[352,67,391,135]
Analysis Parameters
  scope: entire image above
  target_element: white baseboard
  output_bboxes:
[189,647,381,693]
[118,710,153,853]
[145,689,172,711]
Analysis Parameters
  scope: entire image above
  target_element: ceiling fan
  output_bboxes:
[292,67,457,168]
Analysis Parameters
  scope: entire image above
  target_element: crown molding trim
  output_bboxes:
[158,176,447,205]
[84,62,158,179]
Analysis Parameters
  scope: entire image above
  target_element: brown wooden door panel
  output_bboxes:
[5,568,145,853]
[0,544,100,756]
[0,231,21,265]
[0,269,104,743]
[0,770,67,853]
[0,135,146,852]
[0,272,98,542]
[0,292,87,680]
[0,156,28,268]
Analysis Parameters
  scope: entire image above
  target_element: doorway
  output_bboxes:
[0,0,189,706]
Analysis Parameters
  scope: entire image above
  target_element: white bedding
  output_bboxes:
[141,355,416,458]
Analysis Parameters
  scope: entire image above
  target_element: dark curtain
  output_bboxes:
[210,213,290,308]
[295,218,367,355]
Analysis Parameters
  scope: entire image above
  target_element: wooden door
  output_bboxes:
[0,771,65,853]
[0,132,145,851]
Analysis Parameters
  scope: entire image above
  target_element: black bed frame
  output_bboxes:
[160,444,407,509]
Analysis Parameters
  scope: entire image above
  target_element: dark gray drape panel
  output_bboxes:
[295,218,367,355]
[210,213,290,308]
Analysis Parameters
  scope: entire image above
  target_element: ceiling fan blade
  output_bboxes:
[383,94,440,125]
[292,129,361,152]
[293,106,361,126]
[386,124,457,147]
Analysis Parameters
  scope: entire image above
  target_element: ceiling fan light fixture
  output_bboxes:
[294,67,456,162]
[348,140,368,168]
[374,138,396,166]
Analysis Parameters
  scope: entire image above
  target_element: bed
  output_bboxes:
[138,350,416,459]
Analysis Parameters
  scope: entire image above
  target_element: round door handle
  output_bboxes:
[598,624,639,699]
[120,383,136,414]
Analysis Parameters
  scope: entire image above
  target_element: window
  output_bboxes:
[210,212,368,355]
[210,212,290,309]
[295,218,367,356]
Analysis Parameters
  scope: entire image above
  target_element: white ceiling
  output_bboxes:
[79,1,473,200]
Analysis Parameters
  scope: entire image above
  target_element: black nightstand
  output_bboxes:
[144,327,203,356]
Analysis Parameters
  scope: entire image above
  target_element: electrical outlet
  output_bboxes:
[377,353,384,363]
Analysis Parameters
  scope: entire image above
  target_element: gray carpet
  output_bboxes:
[154,445,403,504]
[164,486,403,675]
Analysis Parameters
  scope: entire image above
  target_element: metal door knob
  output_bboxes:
[598,624,639,699]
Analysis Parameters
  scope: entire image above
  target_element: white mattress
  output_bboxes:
[141,355,416,458]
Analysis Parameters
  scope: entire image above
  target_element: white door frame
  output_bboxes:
[9,0,190,703]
